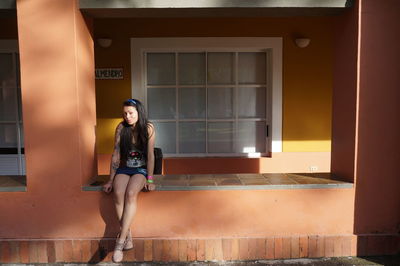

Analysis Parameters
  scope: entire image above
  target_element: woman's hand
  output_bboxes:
[145,182,156,191]
[103,180,113,194]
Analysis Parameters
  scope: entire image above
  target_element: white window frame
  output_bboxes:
[131,37,282,156]
[0,40,25,175]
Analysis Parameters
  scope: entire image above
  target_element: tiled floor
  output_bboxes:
[0,173,353,192]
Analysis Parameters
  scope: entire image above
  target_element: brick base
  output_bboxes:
[0,235,398,263]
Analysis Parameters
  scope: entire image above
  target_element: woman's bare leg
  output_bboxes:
[113,174,130,224]
[117,174,146,243]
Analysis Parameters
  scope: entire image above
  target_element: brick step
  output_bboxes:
[1,235,398,263]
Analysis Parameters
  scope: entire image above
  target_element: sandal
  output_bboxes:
[112,240,125,263]
[124,229,133,250]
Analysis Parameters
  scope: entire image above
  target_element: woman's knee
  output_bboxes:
[125,187,141,203]
[113,185,126,203]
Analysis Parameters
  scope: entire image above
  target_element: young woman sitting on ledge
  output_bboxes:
[102,99,156,263]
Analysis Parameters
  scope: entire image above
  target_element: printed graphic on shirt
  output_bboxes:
[126,146,146,168]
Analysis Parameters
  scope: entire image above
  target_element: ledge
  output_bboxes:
[83,173,354,191]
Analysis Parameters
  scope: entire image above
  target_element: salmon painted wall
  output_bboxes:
[94,17,334,163]
[353,0,400,235]
[0,1,356,241]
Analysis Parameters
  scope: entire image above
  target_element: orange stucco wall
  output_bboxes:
[0,188,355,239]
[94,17,333,155]
[353,0,400,235]
[0,1,356,241]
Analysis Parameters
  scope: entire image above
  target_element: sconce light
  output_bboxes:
[97,38,112,48]
[294,38,310,48]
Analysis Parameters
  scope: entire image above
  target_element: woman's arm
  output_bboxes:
[146,123,156,177]
[145,123,156,190]
[103,123,122,193]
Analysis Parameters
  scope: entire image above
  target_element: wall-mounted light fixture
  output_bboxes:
[294,38,311,48]
[97,38,112,48]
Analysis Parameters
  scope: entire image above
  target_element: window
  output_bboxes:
[0,41,25,175]
[131,38,282,157]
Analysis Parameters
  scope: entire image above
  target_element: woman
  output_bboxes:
[102,99,156,263]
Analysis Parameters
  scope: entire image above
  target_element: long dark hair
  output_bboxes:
[119,99,150,162]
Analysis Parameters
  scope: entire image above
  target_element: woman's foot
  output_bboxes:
[112,240,125,263]
[124,229,133,250]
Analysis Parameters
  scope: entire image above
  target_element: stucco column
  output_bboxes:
[353,0,400,235]
[17,0,96,192]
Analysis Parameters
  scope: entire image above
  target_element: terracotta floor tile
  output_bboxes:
[46,241,56,263]
[333,236,343,257]
[231,239,240,260]
[1,241,11,263]
[308,236,318,258]
[265,176,297,185]
[19,241,30,263]
[299,236,309,258]
[316,236,325,258]
[9,241,20,263]
[72,240,82,262]
[36,241,48,263]
[178,240,188,262]
[248,238,257,259]
[239,238,249,260]
[152,240,162,261]
[133,239,144,261]
[196,239,205,261]
[255,238,266,259]
[240,178,270,185]
[28,241,38,263]
[186,239,196,261]
[62,240,73,262]
[143,239,153,261]
[216,178,242,185]
[274,238,283,259]
[160,180,189,186]
[291,237,300,258]
[189,180,216,186]
[266,238,275,259]
[169,240,179,262]
[282,237,291,258]
[222,239,232,260]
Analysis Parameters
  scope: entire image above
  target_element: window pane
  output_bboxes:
[148,87,176,119]
[152,122,176,154]
[238,87,266,118]
[208,122,234,153]
[237,121,266,153]
[238,52,266,84]
[178,53,205,85]
[0,124,17,148]
[207,52,234,85]
[179,122,205,153]
[179,87,205,119]
[0,53,17,121]
[20,123,24,147]
[147,53,175,85]
[207,87,233,119]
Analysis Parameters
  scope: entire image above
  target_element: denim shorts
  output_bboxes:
[115,167,147,178]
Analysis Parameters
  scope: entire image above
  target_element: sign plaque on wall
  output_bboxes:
[95,68,123,80]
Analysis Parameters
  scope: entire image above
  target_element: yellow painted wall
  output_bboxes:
[94,17,333,153]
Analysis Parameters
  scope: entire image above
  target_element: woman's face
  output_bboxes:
[123,105,138,125]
